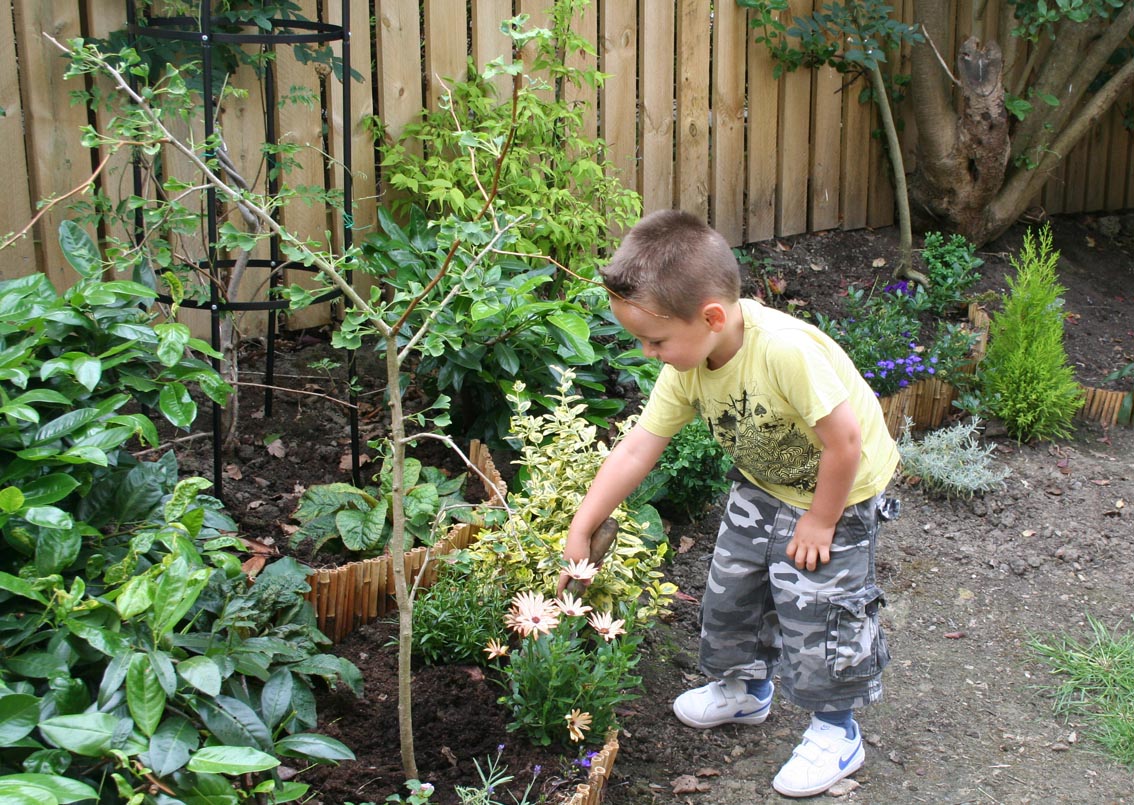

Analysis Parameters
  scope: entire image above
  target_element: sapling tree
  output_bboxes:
[55,33,549,785]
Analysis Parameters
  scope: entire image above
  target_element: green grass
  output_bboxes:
[1030,615,1134,766]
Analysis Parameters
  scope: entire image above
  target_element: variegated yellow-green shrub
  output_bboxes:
[466,371,676,620]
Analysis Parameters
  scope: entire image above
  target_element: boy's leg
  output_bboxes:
[768,493,890,797]
[673,481,782,728]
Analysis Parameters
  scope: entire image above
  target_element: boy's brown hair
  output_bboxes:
[601,209,741,320]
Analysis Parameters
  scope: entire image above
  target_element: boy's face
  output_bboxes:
[610,296,722,372]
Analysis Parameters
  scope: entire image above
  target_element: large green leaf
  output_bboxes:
[70,355,102,392]
[0,785,53,805]
[0,693,40,744]
[31,408,101,445]
[158,381,197,429]
[34,528,81,574]
[17,474,80,508]
[187,745,280,774]
[58,220,101,279]
[195,695,272,751]
[0,571,49,604]
[4,652,68,680]
[0,773,98,803]
[260,669,294,730]
[178,656,223,697]
[154,322,191,368]
[145,714,197,777]
[127,653,166,737]
[116,574,155,620]
[273,733,355,762]
[37,713,118,756]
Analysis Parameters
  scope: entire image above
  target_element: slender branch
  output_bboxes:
[2,150,116,250]
[920,24,960,87]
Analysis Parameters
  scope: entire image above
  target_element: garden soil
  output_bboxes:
[170,214,1133,804]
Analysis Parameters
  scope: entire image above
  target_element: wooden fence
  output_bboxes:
[3,1,1133,330]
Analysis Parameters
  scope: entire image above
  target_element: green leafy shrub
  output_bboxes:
[289,453,474,557]
[357,207,625,442]
[897,417,1009,499]
[465,372,675,618]
[0,229,360,802]
[980,225,1084,441]
[635,419,734,521]
[920,231,984,315]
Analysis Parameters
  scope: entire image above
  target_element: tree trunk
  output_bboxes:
[908,1,1134,246]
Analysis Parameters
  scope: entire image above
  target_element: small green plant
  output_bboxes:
[980,225,1084,441]
[1103,362,1134,427]
[1030,615,1134,767]
[635,419,734,520]
[920,231,984,315]
[454,745,544,805]
[494,591,642,748]
[411,562,511,666]
[896,417,1009,499]
[465,372,674,617]
[289,455,473,557]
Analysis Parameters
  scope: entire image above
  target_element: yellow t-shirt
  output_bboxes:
[638,298,899,509]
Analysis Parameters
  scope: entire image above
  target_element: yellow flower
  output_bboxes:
[564,557,599,581]
[505,591,560,638]
[483,639,509,660]
[587,611,626,642]
[565,709,592,742]
[555,592,592,618]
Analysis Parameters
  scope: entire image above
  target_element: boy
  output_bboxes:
[559,210,899,797]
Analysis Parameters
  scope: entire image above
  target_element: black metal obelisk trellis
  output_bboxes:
[125,0,361,499]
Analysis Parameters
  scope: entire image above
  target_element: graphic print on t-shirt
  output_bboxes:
[702,389,821,495]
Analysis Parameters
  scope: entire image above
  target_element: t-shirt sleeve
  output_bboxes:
[763,334,851,427]
[637,365,697,438]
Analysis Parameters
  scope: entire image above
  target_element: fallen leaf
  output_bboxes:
[441,745,458,767]
[248,499,264,510]
[872,257,887,268]
[250,408,265,420]
[1090,479,1111,486]
[1021,529,1037,537]
[774,240,790,252]
[677,536,695,554]
[241,556,266,578]
[944,631,966,639]
[827,778,861,797]
[671,774,710,794]
[278,522,299,536]
[266,438,286,458]
[674,590,699,604]
[1116,499,1126,509]
[696,767,722,778]
[224,464,243,480]
[809,261,826,272]
[1085,235,1096,247]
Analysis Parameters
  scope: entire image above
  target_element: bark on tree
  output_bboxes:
[908,1,1134,247]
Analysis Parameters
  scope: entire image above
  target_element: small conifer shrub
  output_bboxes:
[979,226,1083,441]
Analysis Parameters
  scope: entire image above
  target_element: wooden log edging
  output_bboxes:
[561,730,620,805]
[303,440,506,644]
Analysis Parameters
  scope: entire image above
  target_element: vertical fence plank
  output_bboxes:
[424,0,468,110]
[1042,157,1067,215]
[639,0,675,216]
[600,2,639,212]
[0,0,35,279]
[472,0,514,100]
[1125,85,1134,209]
[1104,92,1130,212]
[519,1,552,101]
[376,0,425,146]
[14,0,94,290]
[744,6,777,242]
[777,0,813,236]
[809,65,842,231]
[1083,112,1109,213]
[840,73,870,231]
[711,0,746,242]
[1062,136,1089,213]
[566,1,598,142]
[675,0,709,219]
[278,0,335,330]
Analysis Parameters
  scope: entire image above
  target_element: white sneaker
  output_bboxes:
[672,678,772,728]
[772,715,865,798]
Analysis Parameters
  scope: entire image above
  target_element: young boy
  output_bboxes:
[560,210,899,798]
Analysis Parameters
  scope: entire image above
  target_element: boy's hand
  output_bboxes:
[786,511,835,571]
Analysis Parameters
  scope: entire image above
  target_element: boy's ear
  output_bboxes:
[702,302,727,332]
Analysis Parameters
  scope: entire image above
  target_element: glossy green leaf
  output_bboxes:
[145,714,197,777]
[187,745,280,774]
[178,656,223,697]
[158,381,196,429]
[58,220,101,279]
[0,693,40,744]
[127,653,166,737]
[0,773,98,803]
[37,713,118,756]
[273,732,355,762]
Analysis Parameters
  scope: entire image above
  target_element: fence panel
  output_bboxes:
[5,0,1134,305]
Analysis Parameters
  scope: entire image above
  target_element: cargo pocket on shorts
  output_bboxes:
[825,585,890,680]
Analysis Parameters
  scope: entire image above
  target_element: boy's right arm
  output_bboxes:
[558,423,671,593]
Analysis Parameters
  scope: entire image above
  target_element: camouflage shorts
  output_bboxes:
[697,481,896,713]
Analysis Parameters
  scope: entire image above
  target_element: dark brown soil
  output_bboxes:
[168,213,1134,804]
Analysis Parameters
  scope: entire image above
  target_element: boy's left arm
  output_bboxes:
[787,400,861,572]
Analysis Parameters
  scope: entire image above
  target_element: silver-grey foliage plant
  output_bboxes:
[897,417,1010,500]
